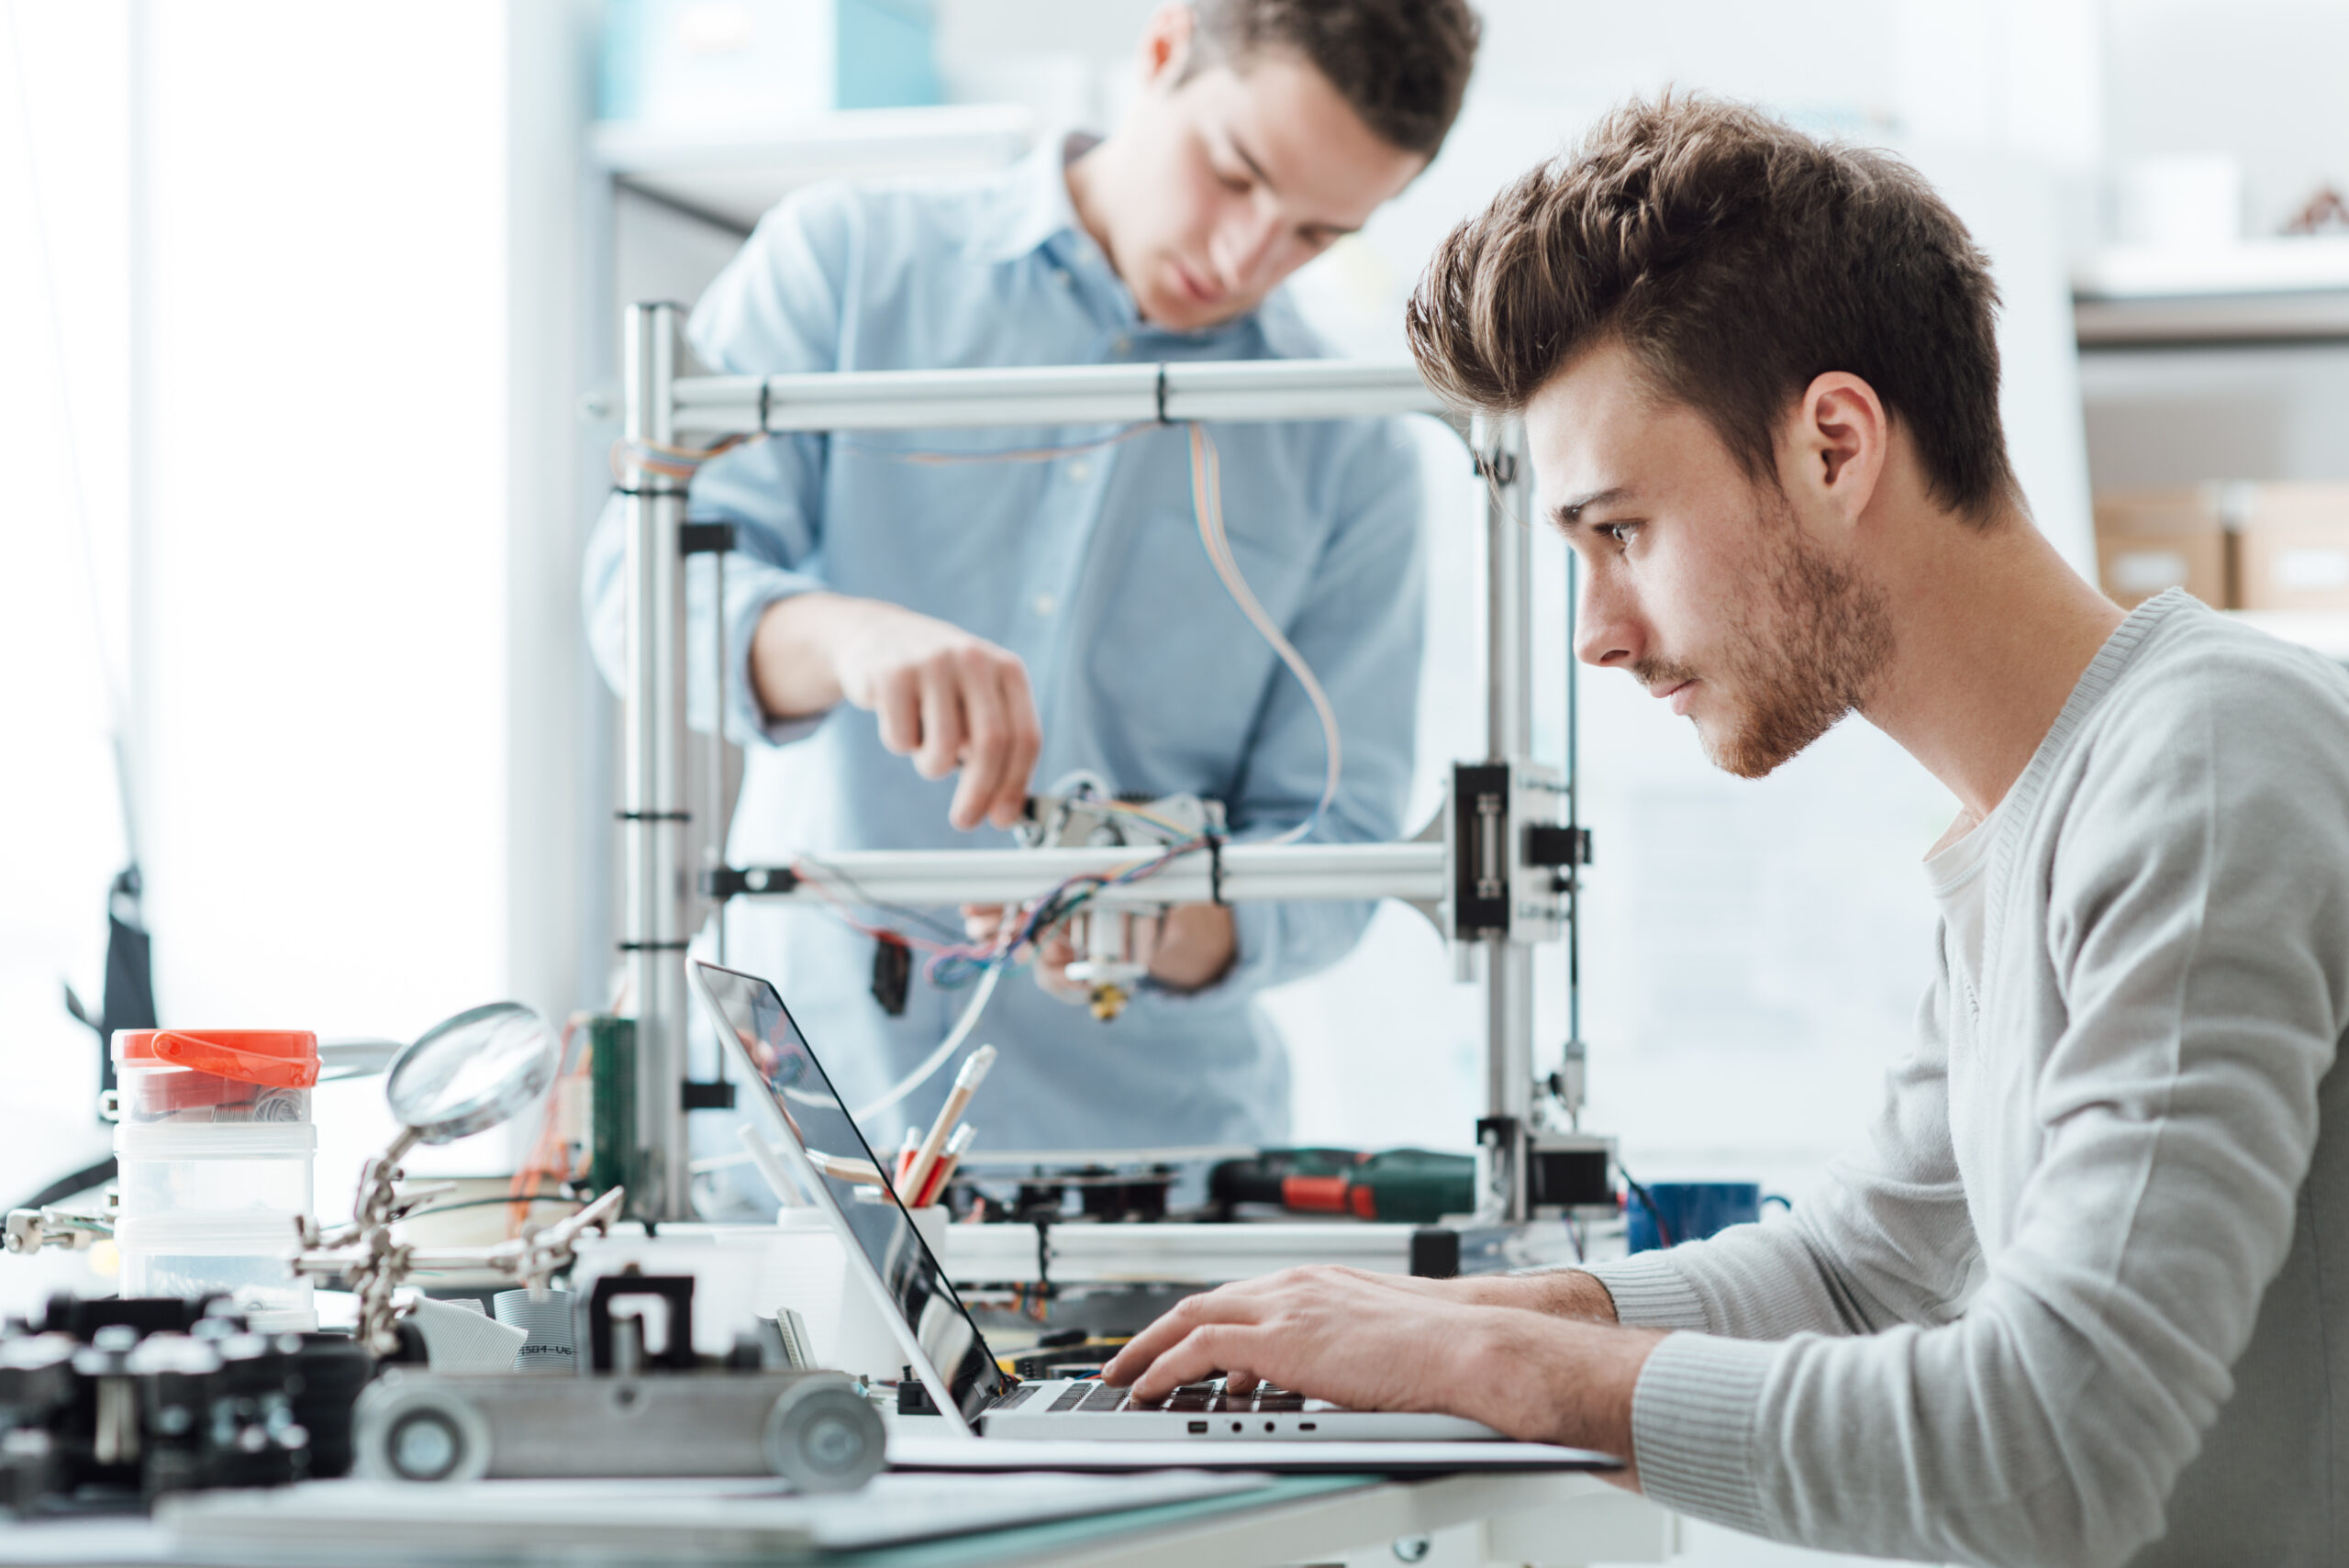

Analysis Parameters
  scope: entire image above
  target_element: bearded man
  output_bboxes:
[1107,95,2349,1568]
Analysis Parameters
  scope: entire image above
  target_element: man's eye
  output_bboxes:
[1601,522,1641,550]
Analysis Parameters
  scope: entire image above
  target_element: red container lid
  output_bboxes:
[112,1029,320,1089]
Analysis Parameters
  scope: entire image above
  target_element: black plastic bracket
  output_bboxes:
[1408,1228,1461,1280]
[1524,825,1594,868]
[679,521,737,556]
[583,1273,698,1373]
[1452,763,1510,938]
[704,865,799,899]
[680,1080,736,1111]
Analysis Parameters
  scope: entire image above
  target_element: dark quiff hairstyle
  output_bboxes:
[1186,0,1482,159]
[1405,94,2019,519]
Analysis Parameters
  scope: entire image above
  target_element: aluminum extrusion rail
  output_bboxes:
[668,360,1448,435]
[742,840,1445,909]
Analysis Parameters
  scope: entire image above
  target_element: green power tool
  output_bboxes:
[1207,1147,1475,1225]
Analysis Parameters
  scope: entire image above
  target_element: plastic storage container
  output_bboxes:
[114,1119,317,1217]
[110,1029,319,1329]
[113,1213,317,1331]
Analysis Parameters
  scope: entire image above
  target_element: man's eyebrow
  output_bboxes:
[1549,486,1629,529]
[1228,133,1280,195]
[1227,131,1358,237]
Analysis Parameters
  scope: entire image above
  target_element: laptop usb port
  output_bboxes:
[1187,1420,1208,1434]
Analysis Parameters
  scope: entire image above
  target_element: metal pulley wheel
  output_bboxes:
[354,1380,493,1483]
[763,1377,885,1492]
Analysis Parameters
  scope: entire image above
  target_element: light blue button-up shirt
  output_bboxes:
[584,135,1426,1162]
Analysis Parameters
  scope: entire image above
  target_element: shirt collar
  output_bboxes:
[967,128,1097,266]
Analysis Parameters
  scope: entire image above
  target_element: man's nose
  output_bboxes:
[1574,568,1641,670]
[1214,206,1284,291]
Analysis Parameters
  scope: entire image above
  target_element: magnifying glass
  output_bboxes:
[378,1002,561,1160]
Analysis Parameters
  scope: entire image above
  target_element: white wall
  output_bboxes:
[132,1,595,1213]
[0,1,134,1251]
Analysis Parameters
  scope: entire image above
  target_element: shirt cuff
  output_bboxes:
[1575,1253,1712,1331]
[718,559,829,749]
[1629,1331,1777,1540]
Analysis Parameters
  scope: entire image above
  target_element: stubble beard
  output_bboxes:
[1639,501,1894,780]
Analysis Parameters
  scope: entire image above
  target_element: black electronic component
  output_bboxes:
[871,933,912,1017]
[1,1297,373,1517]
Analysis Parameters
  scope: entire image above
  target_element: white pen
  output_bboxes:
[903,1044,996,1204]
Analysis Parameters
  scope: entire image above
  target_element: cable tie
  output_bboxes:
[758,378,772,435]
[611,484,692,500]
[1154,361,1169,425]
[616,940,691,952]
[1206,831,1226,906]
[614,809,692,822]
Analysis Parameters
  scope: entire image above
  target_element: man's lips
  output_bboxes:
[1171,259,1221,306]
[1652,678,1698,716]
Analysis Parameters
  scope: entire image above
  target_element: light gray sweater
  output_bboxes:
[1581,591,2349,1567]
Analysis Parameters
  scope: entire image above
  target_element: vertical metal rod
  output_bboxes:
[1475,418,1536,1223]
[710,549,729,967]
[621,301,692,1221]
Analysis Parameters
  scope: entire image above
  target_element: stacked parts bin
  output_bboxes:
[110,1029,320,1330]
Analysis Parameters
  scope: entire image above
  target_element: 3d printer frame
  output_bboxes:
[615,302,1596,1229]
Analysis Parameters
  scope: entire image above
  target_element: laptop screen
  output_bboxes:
[689,961,1010,1424]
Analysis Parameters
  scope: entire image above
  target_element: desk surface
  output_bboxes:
[0,1469,1642,1568]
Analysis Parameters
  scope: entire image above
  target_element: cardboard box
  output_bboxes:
[2233,484,2349,612]
[2094,490,2229,610]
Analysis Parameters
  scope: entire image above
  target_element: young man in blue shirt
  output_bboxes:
[584,1,1481,1155]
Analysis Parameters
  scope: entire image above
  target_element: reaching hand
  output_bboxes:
[752,594,1041,830]
[960,902,1238,997]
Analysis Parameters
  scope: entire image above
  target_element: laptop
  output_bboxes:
[689,960,1583,1446]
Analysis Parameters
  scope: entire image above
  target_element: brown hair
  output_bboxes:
[1186,0,1482,159]
[1405,94,2018,519]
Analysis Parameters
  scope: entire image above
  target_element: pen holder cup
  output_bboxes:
[807,1197,950,1380]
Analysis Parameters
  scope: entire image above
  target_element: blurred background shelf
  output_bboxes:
[593,103,1035,235]
[2074,239,2349,346]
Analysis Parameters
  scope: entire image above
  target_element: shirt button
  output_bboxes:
[1067,460,1091,483]
[1112,335,1130,355]
[1032,593,1058,617]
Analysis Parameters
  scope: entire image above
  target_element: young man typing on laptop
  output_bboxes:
[1106,95,2349,1567]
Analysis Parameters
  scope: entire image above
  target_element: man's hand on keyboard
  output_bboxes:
[1100,1264,1662,1471]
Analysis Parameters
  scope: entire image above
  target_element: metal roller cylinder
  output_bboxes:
[353,1379,492,1484]
[762,1376,886,1493]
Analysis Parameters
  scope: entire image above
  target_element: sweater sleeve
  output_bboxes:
[1620,649,2349,1568]
[1577,945,1982,1340]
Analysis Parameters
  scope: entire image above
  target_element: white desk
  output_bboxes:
[1,1470,1677,1568]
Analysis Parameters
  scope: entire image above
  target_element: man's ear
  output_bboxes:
[1135,2,1197,90]
[1788,372,1887,529]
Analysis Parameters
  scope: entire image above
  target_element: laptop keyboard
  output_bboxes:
[1036,1379,1312,1414]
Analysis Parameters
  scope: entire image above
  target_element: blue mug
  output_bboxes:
[1626,1181,1790,1252]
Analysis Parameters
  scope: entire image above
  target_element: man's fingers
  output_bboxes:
[913,663,964,780]
[1104,1287,1266,1387]
[989,662,1043,828]
[948,658,1013,830]
[1127,1325,1255,1403]
[873,670,922,757]
[961,905,1005,943]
